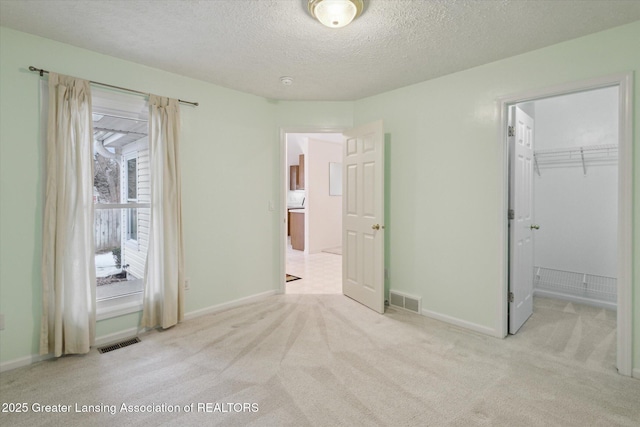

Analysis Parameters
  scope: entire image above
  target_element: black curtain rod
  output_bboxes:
[28,66,199,107]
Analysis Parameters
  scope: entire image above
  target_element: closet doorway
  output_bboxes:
[499,73,633,376]
[523,88,618,310]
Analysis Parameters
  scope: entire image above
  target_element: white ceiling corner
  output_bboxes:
[1,0,639,101]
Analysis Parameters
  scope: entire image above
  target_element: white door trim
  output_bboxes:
[496,72,633,376]
[279,127,346,294]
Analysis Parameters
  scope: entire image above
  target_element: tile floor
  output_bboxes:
[286,238,342,294]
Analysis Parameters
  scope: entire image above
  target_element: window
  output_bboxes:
[92,89,149,313]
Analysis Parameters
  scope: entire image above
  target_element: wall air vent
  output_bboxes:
[389,290,422,314]
[97,337,140,354]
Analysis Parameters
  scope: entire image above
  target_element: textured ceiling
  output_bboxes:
[1,0,639,101]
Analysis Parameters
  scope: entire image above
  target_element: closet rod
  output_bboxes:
[28,66,199,107]
[534,144,617,157]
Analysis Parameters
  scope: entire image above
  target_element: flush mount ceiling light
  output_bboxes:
[308,0,364,29]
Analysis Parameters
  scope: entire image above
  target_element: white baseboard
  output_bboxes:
[0,353,55,373]
[533,289,617,311]
[633,368,640,380]
[421,307,498,337]
[0,327,141,373]
[1,289,278,373]
[184,290,277,320]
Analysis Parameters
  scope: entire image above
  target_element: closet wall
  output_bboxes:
[531,87,618,308]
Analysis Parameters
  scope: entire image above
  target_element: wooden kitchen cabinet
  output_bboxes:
[298,154,305,189]
[290,211,305,251]
[289,154,305,190]
[289,165,299,190]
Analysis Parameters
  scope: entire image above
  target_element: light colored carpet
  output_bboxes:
[0,295,637,426]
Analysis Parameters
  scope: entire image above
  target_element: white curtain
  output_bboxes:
[141,95,185,329]
[41,73,96,356]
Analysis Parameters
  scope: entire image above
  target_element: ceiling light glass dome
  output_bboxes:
[308,0,364,29]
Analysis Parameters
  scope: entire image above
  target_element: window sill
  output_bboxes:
[96,292,143,321]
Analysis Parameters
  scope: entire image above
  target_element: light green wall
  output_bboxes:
[1,22,638,373]
[353,21,639,370]
[0,27,353,364]
[275,100,354,130]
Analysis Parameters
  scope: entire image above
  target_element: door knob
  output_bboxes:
[530,224,540,230]
[372,224,384,230]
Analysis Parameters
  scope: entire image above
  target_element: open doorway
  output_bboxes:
[500,73,633,376]
[284,132,344,294]
[523,88,618,310]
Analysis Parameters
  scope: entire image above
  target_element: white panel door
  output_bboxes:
[509,106,535,334]
[342,120,385,313]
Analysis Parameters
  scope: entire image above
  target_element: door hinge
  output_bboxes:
[509,292,514,303]
[508,126,515,137]
[508,209,514,220]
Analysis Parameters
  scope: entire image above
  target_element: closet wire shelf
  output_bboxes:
[533,144,617,176]
[533,266,617,305]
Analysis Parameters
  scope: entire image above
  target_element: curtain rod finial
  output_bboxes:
[29,66,43,76]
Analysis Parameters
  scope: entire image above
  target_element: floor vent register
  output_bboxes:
[97,337,141,354]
